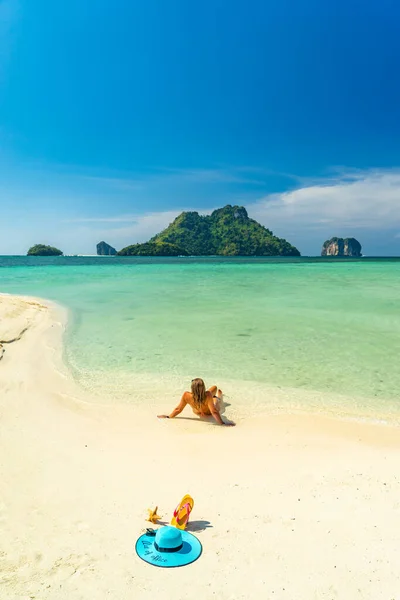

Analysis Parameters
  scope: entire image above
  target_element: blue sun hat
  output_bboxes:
[136,526,202,568]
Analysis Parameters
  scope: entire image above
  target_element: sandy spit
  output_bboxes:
[0,293,399,600]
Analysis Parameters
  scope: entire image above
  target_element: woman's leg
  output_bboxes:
[208,385,217,397]
[208,385,223,409]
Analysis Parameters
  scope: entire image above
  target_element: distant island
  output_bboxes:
[97,241,117,256]
[118,205,300,256]
[27,244,63,256]
[321,237,362,257]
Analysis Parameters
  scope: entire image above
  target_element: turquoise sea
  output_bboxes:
[1,256,400,423]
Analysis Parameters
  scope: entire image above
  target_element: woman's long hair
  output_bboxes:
[191,378,207,409]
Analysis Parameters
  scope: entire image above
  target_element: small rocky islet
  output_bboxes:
[96,241,117,256]
[321,237,362,257]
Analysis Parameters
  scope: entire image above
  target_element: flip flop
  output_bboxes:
[171,494,194,530]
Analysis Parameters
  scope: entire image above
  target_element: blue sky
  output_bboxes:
[1,0,400,255]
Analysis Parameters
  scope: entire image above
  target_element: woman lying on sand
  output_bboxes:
[158,378,235,426]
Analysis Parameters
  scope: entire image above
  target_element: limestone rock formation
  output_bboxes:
[97,241,117,256]
[321,237,362,257]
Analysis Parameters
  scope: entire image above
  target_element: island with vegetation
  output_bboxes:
[27,244,63,256]
[321,237,362,257]
[118,205,300,256]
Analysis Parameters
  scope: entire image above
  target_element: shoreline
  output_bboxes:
[1,291,398,433]
[1,292,400,599]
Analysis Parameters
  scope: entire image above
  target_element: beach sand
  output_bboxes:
[1,293,399,600]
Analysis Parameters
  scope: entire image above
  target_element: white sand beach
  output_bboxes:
[1,293,400,600]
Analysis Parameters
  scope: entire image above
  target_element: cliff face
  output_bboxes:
[321,237,362,257]
[97,241,117,256]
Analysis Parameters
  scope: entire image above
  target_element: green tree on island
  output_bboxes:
[27,244,63,256]
[118,205,300,256]
[118,241,187,256]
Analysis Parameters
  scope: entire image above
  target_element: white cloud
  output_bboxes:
[58,210,182,254]
[94,210,181,243]
[248,169,400,233]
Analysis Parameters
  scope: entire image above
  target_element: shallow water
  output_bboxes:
[1,256,400,423]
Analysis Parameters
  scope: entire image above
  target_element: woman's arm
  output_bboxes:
[157,394,188,419]
[206,394,235,426]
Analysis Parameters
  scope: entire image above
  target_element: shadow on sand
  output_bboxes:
[186,520,213,532]
[173,416,219,425]
[175,396,231,421]
[149,520,213,532]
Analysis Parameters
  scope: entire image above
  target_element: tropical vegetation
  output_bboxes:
[27,244,63,256]
[118,241,187,256]
[118,205,300,256]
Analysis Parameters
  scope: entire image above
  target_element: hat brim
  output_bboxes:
[135,530,202,568]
